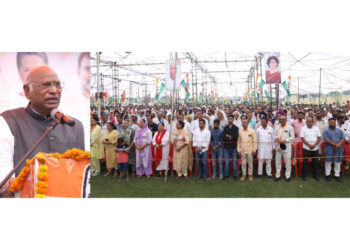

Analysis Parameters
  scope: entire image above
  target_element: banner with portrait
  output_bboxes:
[166,60,181,91]
[0,52,90,149]
[265,52,281,84]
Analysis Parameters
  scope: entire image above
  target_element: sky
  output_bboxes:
[90,52,350,100]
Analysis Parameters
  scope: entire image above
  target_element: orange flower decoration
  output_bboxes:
[10,148,90,197]
[37,172,49,181]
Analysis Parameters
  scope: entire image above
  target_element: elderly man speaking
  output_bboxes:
[0,66,85,197]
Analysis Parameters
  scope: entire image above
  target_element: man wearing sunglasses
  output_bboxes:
[0,65,85,198]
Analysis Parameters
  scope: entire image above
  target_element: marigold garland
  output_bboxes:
[9,148,90,198]
[34,194,46,198]
[48,148,90,161]
[35,165,49,197]
[9,163,31,193]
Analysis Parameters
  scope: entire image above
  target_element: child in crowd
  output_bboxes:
[115,137,130,181]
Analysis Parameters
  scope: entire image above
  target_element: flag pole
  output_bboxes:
[165,52,178,183]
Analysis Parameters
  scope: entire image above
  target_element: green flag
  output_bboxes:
[184,91,190,103]
[258,79,265,90]
[264,89,271,102]
[282,81,291,97]
[181,79,191,103]
[155,82,165,101]
[198,92,203,104]
[249,91,255,103]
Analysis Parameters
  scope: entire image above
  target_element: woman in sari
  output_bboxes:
[171,120,190,179]
[90,115,104,176]
[266,56,281,83]
[152,122,169,177]
[101,121,120,176]
[133,119,153,178]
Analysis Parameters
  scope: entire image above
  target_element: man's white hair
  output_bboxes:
[24,65,58,93]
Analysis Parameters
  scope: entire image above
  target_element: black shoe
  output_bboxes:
[325,175,331,182]
[274,177,280,182]
[233,176,238,181]
[197,175,202,180]
[285,177,291,182]
[334,176,341,182]
[313,176,320,182]
[257,175,262,180]
[302,176,306,181]
[267,175,273,180]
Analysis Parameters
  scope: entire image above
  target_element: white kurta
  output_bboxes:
[165,121,176,136]
[152,131,170,171]
[233,118,242,130]
[256,126,275,159]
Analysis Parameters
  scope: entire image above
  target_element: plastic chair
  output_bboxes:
[342,143,350,176]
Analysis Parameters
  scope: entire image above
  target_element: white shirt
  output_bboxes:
[344,120,350,141]
[166,120,176,136]
[192,128,211,153]
[191,118,209,134]
[300,125,321,151]
[256,125,275,159]
[208,115,216,127]
[337,122,350,141]
[159,118,169,128]
[101,122,108,136]
[233,118,242,130]
[0,116,15,181]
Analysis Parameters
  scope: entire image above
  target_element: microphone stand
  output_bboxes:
[0,116,63,189]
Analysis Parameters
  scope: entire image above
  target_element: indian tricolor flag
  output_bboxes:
[257,73,265,90]
[104,91,110,100]
[180,73,190,102]
[281,76,291,97]
[198,88,204,103]
[121,90,126,103]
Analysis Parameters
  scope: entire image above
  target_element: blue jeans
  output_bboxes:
[211,147,223,176]
[196,151,208,178]
[224,148,237,177]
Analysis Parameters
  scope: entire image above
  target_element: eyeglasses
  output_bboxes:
[31,81,64,89]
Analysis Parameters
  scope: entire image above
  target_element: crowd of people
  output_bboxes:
[90,101,350,182]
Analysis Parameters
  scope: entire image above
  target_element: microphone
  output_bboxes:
[51,109,75,126]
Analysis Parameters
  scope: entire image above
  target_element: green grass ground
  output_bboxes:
[91,172,350,198]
